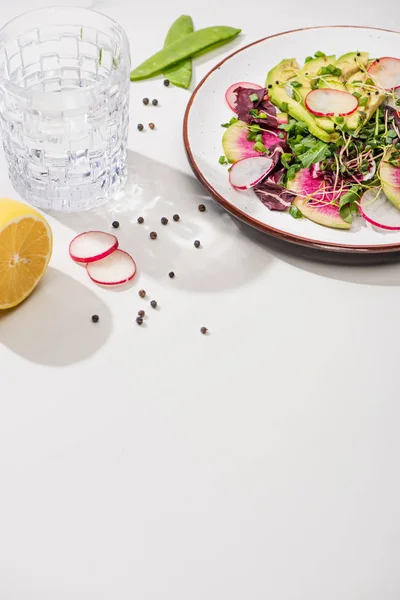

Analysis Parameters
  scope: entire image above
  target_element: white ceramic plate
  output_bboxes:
[184,26,400,254]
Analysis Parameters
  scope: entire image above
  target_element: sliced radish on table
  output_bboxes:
[305,89,358,117]
[87,249,137,285]
[225,82,263,112]
[368,57,400,90]
[229,156,274,190]
[359,188,400,230]
[69,231,119,263]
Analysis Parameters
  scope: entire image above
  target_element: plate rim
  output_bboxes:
[183,25,400,254]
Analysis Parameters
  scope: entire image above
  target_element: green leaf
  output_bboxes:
[305,56,313,63]
[218,155,228,165]
[290,80,302,88]
[314,51,326,58]
[339,204,353,224]
[221,116,238,128]
[289,205,303,219]
[281,152,293,169]
[281,101,289,113]
[253,141,267,153]
[249,93,259,102]
[299,141,331,169]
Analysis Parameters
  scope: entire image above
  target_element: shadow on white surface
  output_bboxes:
[52,150,273,292]
[240,224,400,286]
[0,267,112,366]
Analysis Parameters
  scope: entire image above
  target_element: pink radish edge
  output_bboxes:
[229,155,274,190]
[368,57,400,91]
[69,231,119,263]
[86,249,137,285]
[225,82,263,112]
[305,89,358,117]
[359,188,400,231]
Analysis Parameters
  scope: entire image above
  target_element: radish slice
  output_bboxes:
[69,231,119,263]
[368,57,400,90]
[87,249,137,285]
[359,188,400,230]
[225,82,263,112]
[305,89,358,117]
[229,156,274,190]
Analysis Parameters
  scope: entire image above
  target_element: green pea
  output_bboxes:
[130,26,241,81]
[163,15,194,89]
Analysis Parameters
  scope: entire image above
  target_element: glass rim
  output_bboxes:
[0,6,130,98]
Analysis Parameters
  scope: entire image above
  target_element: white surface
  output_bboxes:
[1,1,400,599]
[187,26,400,248]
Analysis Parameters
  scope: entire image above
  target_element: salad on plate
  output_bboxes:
[220,52,400,231]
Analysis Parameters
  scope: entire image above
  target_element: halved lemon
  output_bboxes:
[0,198,53,310]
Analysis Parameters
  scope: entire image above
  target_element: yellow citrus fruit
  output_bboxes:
[0,198,53,310]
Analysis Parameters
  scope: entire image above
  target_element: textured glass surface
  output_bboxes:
[0,7,130,211]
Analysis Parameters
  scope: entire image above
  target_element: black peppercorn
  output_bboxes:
[91,314,99,323]
[137,216,144,224]
[194,240,200,248]
[161,216,168,225]
[150,300,157,309]
[152,98,158,106]
[200,327,208,335]
[112,220,119,228]
[150,231,157,240]
[142,97,149,105]
[198,204,206,212]
[137,123,144,131]
[163,79,170,87]
[173,213,180,221]
[136,316,143,326]
[139,289,146,298]
[169,271,175,279]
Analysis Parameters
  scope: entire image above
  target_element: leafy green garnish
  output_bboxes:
[298,141,331,169]
[221,116,238,128]
[281,101,289,113]
[249,93,259,102]
[253,141,267,153]
[314,51,326,58]
[290,80,302,88]
[218,155,228,165]
[305,56,313,63]
[289,205,303,219]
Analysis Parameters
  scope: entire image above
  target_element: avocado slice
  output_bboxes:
[299,55,336,77]
[290,73,335,133]
[336,52,369,80]
[266,59,338,143]
[380,149,400,209]
[293,56,342,133]
[344,70,386,130]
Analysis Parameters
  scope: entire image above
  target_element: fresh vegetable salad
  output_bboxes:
[220,52,400,231]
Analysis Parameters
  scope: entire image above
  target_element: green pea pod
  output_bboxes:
[163,15,194,89]
[130,26,241,81]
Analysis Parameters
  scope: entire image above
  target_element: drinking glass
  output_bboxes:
[0,7,130,211]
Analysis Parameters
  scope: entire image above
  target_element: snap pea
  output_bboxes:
[163,15,194,89]
[130,26,241,81]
